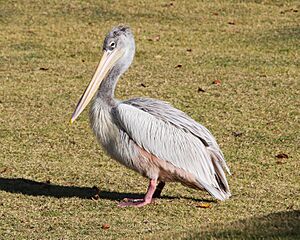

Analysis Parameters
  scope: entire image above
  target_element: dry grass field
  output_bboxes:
[0,0,299,239]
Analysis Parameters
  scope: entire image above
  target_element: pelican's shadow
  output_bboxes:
[0,177,143,200]
[0,177,213,202]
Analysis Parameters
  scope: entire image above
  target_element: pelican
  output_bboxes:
[71,26,231,207]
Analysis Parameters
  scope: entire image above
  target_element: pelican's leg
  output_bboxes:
[118,179,157,207]
[153,181,165,198]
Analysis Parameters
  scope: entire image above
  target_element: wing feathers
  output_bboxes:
[115,99,231,200]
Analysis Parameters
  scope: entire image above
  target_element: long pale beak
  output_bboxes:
[70,48,124,123]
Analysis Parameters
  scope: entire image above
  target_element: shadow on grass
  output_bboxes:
[0,177,213,202]
[183,210,300,239]
[0,177,141,200]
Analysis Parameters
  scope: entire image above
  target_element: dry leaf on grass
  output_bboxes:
[196,203,212,208]
[198,87,205,93]
[39,67,49,71]
[0,167,8,174]
[280,8,298,14]
[275,153,288,164]
[92,186,100,200]
[212,79,221,85]
[92,194,100,200]
[148,35,160,42]
[162,2,174,7]
[101,224,110,230]
[232,131,243,137]
[275,153,288,159]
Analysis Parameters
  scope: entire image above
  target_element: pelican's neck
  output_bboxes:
[97,66,121,105]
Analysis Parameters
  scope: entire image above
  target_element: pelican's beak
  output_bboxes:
[70,48,125,123]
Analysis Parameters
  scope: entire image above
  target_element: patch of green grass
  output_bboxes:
[0,0,299,239]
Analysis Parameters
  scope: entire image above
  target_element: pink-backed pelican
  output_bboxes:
[71,26,231,207]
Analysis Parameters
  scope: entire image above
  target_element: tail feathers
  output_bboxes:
[208,146,231,175]
[198,148,231,201]
[199,181,231,201]
[212,156,230,194]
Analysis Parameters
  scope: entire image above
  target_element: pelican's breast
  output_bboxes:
[89,100,140,170]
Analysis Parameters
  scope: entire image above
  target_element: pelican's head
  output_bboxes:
[70,25,135,123]
[103,26,135,75]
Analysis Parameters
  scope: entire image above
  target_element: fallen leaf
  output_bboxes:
[196,203,212,208]
[287,204,294,210]
[148,35,160,42]
[280,8,298,14]
[39,67,49,71]
[162,2,174,7]
[275,153,288,159]
[175,64,182,68]
[232,131,243,137]
[198,87,205,93]
[0,167,8,174]
[212,79,221,85]
[101,224,110,230]
[92,194,100,200]
[91,186,100,200]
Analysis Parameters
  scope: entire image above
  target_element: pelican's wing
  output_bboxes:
[114,98,231,200]
[124,98,230,174]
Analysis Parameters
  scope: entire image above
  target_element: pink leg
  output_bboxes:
[118,179,157,207]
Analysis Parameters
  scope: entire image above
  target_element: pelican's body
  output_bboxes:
[71,26,231,207]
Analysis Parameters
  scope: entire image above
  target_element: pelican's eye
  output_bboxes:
[109,41,116,49]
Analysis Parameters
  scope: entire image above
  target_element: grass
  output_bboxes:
[0,0,299,239]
